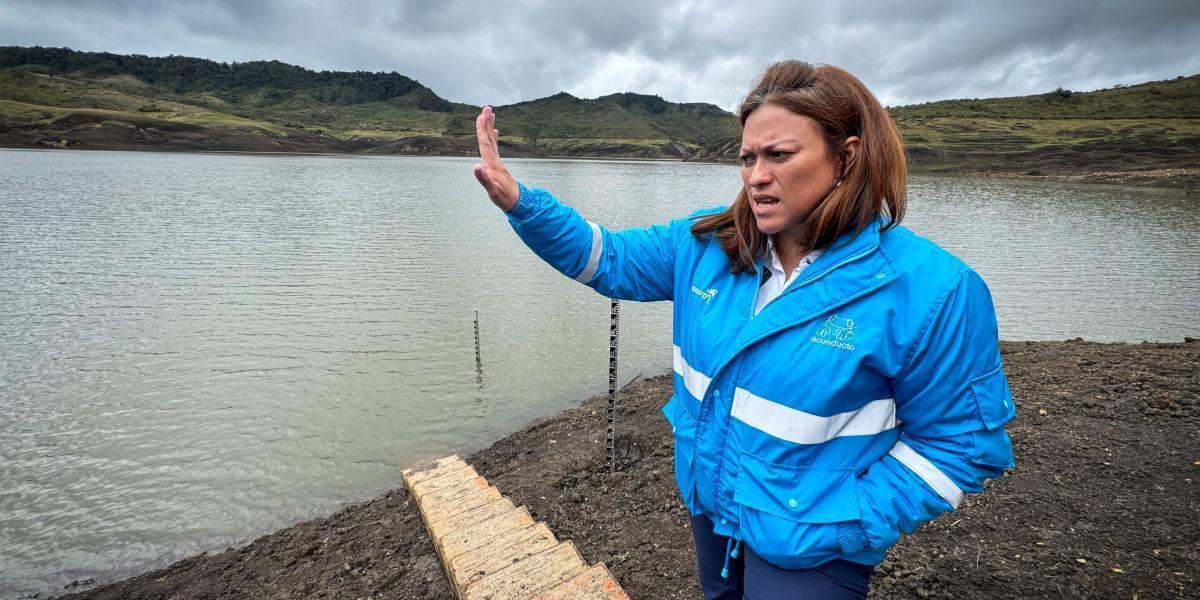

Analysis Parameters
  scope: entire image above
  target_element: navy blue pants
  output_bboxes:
[690,514,873,600]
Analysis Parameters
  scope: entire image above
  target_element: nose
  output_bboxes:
[746,160,772,188]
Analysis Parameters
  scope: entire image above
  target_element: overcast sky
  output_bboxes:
[2,0,1198,109]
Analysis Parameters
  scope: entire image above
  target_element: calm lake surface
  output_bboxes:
[1,149,1197,597]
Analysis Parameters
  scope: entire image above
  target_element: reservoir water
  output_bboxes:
[2,149,1197,597]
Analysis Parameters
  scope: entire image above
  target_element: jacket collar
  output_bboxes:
[710,218,894,377]
[789,217,884,288]
[762,237,823,285]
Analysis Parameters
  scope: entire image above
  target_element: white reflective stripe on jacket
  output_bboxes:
[506,183,1015,569]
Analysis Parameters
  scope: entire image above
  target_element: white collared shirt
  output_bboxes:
[753,237,822,316]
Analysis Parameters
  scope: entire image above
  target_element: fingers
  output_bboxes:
[474,162,505,198]
[475,107,497,162]
[473,107,519,211]
[473,163,491,189]
[474,162,517,211]
[476,107,510,181]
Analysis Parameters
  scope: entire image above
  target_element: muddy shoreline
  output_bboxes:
[4,143,1196,190]
[46,339,1200,599]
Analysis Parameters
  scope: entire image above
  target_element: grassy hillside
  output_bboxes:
[2,46,1196,183]
[0,46,737,158]
[693,75,1200,185]
[894,76,1200,184]
[490,91,733,152]
[898,77,1200,120]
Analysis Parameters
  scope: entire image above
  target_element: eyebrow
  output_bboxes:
[739,140,800,154]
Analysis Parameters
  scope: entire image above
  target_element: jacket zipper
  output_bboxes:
[703,238,882,526]
[756,245,877,316]
[748,260,764,321]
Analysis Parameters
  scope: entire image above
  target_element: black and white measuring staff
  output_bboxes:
[474,308,481,366]
[606,298,620,473]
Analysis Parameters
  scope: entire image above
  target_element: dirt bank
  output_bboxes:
[55,339,1199,600]
[688,140,1200,190]
[0,122,550,159]
[909,167,1200,191]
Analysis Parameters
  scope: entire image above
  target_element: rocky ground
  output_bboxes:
[54,339,1199,600]
[0,122,550,159]
[1057,168,1200,189]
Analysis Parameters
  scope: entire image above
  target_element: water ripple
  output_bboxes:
[2,151,1198,598]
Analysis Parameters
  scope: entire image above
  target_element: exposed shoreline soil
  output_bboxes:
[3,141,1196,190]
[50,339,1199,599]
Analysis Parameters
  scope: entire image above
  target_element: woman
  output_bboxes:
[472,60,1015,599]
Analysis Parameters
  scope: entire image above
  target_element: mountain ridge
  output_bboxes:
[1,46,1197,185]
[0,45,735,158]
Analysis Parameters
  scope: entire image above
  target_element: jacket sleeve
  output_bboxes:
[836,268,1016,555]
[506,182,686,302]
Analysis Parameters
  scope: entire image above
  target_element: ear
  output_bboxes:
[840,136,861,177]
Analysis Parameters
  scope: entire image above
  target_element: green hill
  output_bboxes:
[0,46,737,158]
[486,91,734,156]
[2,46,1197,184]
[894,76,1200,185]
[692,75,1200,186]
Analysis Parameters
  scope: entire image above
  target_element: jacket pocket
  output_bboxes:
[969,364,1016,429]
[734,450,860,569]
[662,394,699,513]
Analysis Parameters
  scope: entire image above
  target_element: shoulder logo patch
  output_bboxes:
[690,285,719,304]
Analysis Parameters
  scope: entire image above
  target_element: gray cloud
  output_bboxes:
[1,0,1197,109]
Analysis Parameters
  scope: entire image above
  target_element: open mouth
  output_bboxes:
[753,195,779,206]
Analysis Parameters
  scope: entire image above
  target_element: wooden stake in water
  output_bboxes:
[606,298,620,473]
[474,308,481,366]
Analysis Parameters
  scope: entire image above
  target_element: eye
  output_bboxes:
[768,150,789,160]
[739,154,756,166]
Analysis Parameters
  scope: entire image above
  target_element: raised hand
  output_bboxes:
[473,106,520,212]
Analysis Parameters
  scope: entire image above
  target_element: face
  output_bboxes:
[739,103,844,243]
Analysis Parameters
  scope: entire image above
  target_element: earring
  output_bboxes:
[833,177,843,188]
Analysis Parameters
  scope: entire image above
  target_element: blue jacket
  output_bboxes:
[506,183,1015,568]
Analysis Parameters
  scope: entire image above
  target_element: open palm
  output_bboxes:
[472,106,520,212]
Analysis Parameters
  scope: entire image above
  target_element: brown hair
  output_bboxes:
[691,60,907,273]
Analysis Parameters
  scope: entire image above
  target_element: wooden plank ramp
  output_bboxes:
[402,455,631,600]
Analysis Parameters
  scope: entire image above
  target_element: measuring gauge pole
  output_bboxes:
[606,298,620,473]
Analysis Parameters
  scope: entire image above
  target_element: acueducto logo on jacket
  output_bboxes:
[811,314,857,351]
[690,285,719,303]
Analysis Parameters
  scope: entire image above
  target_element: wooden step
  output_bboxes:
[448,522,558,591]
[463,541,587,600]
[533,563,629,600]
[403,455,629,600]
